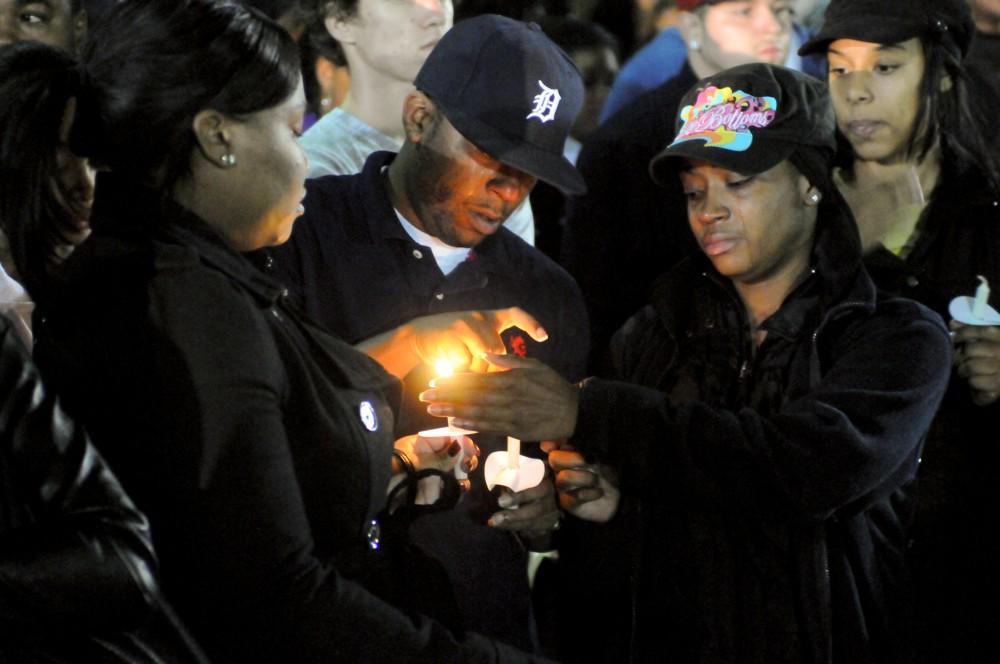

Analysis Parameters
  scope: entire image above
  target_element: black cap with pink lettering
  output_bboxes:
[649,63,836,185]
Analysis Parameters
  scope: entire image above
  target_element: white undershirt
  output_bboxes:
[394,208,470,276]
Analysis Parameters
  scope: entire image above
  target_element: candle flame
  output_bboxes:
[434,358,455,377]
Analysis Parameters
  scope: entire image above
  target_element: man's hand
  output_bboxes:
[420,353,579,441]
[952,321,1000,406]
[359,307,549,378]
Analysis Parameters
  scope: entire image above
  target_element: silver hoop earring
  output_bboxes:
[220,153,236,167]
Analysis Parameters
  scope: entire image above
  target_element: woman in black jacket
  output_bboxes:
[423,63,953,663]
[799,1,1000,659]
[28,1,551,662]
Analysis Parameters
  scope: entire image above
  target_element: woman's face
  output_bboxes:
[680,159,816,286]
[827,38,926,164]
[226,79,308,251]
[49,97,95,261]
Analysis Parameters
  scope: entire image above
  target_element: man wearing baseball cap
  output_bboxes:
[265,14,588,653]
[422,62,951,663]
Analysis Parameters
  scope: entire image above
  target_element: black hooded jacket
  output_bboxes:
[567,194,952,663]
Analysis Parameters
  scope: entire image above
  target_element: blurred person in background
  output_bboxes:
[966,0,1000,101]
[0,0,86,51]
[0,0,89,332]
[601,0,825,123]
[532,14,620,259]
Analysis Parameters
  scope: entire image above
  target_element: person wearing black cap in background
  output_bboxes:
[266,14,588,654]
[799,2,1000,660]
[422,62,953,663]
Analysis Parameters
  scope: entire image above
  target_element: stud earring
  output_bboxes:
[808,191,821,205]
[688,39,700,51]
[220,153,236,167]
[320,96,332,108]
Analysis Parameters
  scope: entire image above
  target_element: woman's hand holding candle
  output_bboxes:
[390,434,479,504]
[951,320,1000,406]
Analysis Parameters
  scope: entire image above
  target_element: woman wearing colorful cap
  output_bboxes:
[423,62,952,663]
[799,1,1000,659]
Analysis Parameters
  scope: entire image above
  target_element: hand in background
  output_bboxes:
[952,321,1000,406]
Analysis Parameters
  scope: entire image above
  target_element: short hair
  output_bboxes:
[0,42,80,302]
[74,0,301,194]
[299,0,358,62]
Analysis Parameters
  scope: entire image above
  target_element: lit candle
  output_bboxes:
[420,357,476,480]
[506,437,520,469]
[973,276,990,320]
[434,358,455,378]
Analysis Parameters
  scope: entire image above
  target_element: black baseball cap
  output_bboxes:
[649,63,836,186]
[414,14,586,196]
[799,0,975,59]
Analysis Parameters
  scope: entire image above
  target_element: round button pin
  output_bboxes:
[359,401,378,432]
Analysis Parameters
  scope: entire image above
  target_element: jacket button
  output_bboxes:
[359,400,379,432]
[366,519,381,551]
[435,293,445,301]
[412,249,423,259]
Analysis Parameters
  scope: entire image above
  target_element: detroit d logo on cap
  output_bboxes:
[527,80,561,123]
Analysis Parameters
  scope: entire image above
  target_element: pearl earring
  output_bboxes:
[220,153,236,167]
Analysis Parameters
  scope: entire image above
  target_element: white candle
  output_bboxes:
[973,276,990,319]
[507,437,520,469]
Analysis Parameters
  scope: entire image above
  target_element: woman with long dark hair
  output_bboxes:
[0,42,94,307]
[799,1,1000,660]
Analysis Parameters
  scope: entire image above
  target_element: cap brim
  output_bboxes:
[798,17,919,56]
[649,137,796,187]
[433,100,587,196]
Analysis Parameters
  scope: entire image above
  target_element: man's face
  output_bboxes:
[405,113,536,248]
[337,0,453,83]
[697,0,793,70]
[0,0,84,51]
